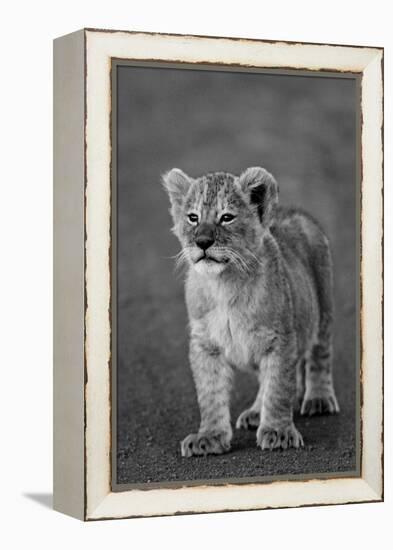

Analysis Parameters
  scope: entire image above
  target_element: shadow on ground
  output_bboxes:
[116,66,358,485]
[23,493,53,509]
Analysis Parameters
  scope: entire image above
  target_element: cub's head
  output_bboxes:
[163,167,278,277]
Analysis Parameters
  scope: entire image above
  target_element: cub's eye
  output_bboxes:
[220,213,236,224]
[187,213,199,225]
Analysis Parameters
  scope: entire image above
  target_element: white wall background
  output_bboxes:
[0,1,391,548]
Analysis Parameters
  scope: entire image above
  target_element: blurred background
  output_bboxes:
[116,65,358,485]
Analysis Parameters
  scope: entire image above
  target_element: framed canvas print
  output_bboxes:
[53,28,383,521]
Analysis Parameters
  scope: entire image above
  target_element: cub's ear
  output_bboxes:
[238,166,278,226]
[162,168,192,220]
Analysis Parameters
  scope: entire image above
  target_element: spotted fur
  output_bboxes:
[163,167,339,457]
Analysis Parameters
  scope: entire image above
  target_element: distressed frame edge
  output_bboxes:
[83,26,384,53]
[359,48,384,499]
[82,29,383,521]
[87,479,381,521]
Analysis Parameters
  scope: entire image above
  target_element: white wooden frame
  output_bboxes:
[53,28,383,521]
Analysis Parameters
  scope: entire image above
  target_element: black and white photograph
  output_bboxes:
[113,62,359,487]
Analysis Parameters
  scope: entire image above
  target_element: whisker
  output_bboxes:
[228,246,263,272]
[224,249,249,275]
[172,246,195,272]
[162,251,186,260]
[246,249,263,265]
[225,247,251,274]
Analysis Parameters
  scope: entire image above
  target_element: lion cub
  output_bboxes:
[164,167,339,457]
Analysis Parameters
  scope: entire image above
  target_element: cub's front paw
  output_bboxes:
[301,390,340,416]
[236,409,260,430]
[181,431,231,457]
[257,423,304,450]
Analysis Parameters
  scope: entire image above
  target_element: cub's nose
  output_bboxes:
[195,223,215,251]
[196,235,214,251]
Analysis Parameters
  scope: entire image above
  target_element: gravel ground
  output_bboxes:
[116,66,358,485]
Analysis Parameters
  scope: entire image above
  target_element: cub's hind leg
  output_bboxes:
[301,339,339,415]
[236,373,264,430]
[301,236,339,416]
